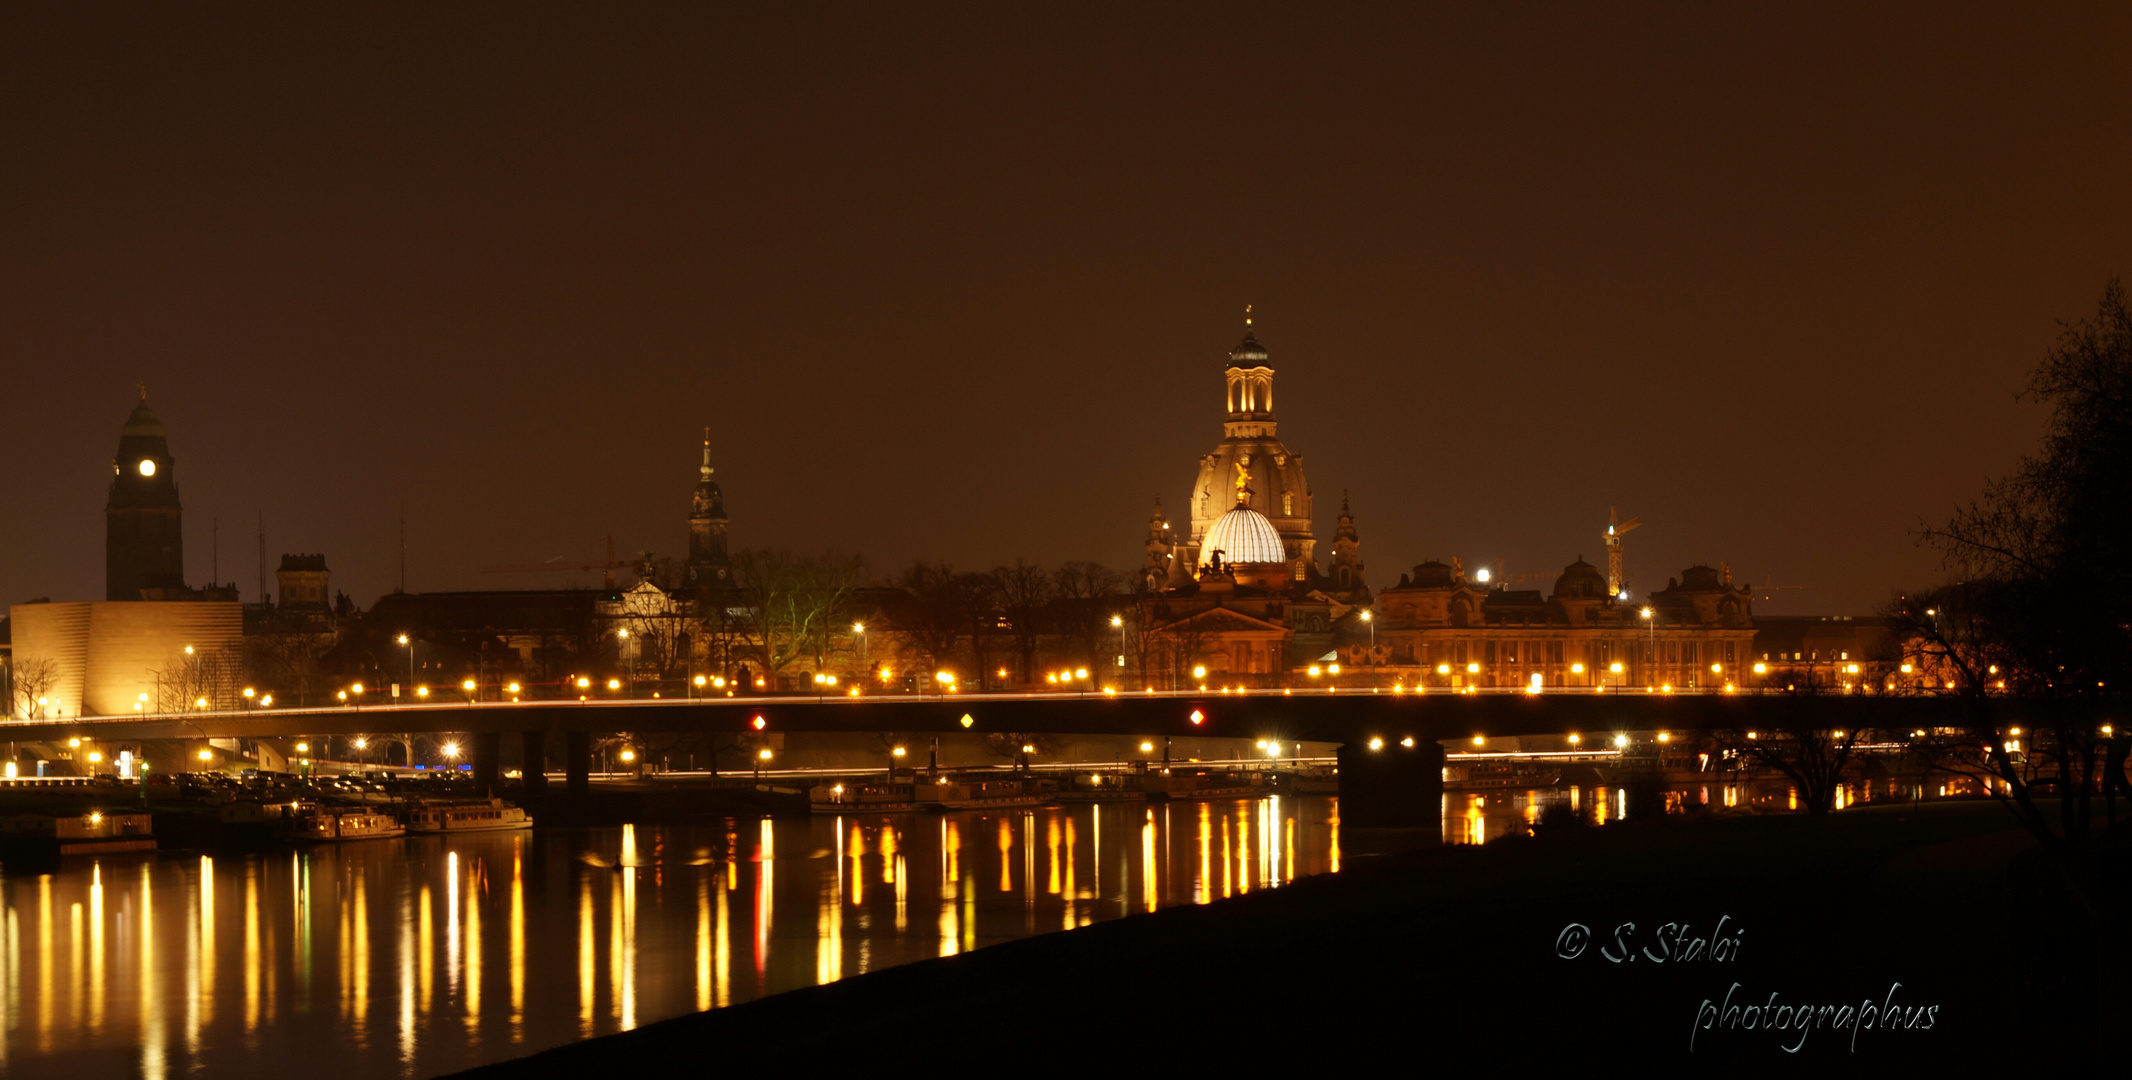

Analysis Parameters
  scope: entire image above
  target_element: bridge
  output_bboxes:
[2,689,2004,828]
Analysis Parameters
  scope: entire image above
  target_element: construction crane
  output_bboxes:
[1604,507,1641,599]
[1755,573,1808,602]
[481,535,629,589]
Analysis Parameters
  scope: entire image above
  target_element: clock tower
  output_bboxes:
[106,389,187,600]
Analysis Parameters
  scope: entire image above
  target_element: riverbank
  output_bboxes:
[453,799,2126,1077]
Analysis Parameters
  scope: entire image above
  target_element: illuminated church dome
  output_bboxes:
[1188,309,1314,577]
[1199,503,1287,567]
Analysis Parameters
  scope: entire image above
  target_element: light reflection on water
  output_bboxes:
[0,797,1337,1078]
[1442,778,1961,844]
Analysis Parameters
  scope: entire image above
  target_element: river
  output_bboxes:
[0,797,1338,1078]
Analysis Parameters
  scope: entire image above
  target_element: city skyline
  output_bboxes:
[6,3,2129,612]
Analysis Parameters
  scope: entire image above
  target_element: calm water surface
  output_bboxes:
[0,797,1340,1078]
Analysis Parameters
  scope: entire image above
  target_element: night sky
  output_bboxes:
[4,3,2129,614]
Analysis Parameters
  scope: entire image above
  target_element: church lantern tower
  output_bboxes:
[1330,491,1364,590]
[106,389,187,601]
[1187,308,1315,579]
[686,432,732,586]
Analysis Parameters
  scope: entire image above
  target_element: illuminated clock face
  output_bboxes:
[137,459,156,477]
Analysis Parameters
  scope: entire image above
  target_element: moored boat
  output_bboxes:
[268,802,408,843]
[1057,771,1148,802]
[1146,768,1271,802]
[0,811,157,866]
[401,799,533,833]
[810,780,927,814]
[922,774,1057,811]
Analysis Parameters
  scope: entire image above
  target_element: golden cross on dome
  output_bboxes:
[136,382,147,401]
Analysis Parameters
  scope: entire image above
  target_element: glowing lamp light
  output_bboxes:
[1308,665,1322,677]
[1472,734,1485,746]
[1466,663,1480,674]
[619,749,635,762]
[1614,734,1629,748]
[758,748,773,760]
[606,679,621,690]
[416,686,430,697]
[1436,664,1451,675]
[1192,666,1207,680]
[295,742,309,753]
[577,677,592,689]
[396,633,409,645]
[1657,732,1670,743]
[197,749,213,761]
[1610,662,1624,674]
[354,738,367,750]
[1189,709,1205,725]
[1568,734,1581,745]
[352,683,364,694]
[243,687,256,699]
[1329,664,1341,675]
[442,742,461,759]
[463,679,477,691]
[1400,736,1414,748]
[961,714,975,728]
[1367,737,1384,751]
[1753,663,1767,674]
[1140,741,1154,752]
[506,682,521,694]
[1570,663,1584,674]
[752,716,767,731]
[892,746,907,758]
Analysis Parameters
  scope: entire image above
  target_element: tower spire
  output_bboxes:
[699,426,714,480]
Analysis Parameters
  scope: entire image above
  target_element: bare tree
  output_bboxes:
[991,558,1052,684]
[153,643,242,712]
[249,622,337,707]
[1052,561,1125,671]
[890,561,970,680]
[732,548,865,686]
[1904,278,2132,850]
[10,658,59,719]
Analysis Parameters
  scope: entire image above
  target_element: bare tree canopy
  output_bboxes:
[1898,277,2132,850]
[732,548,864,683]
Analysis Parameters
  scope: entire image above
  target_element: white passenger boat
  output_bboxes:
[401,800,534,834]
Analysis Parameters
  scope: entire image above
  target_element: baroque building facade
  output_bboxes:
[1133,319,1755,690]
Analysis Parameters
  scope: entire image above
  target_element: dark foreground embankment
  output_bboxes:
[450,801,2127,1078]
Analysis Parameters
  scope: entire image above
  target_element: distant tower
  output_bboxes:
[686,431,731,586]
[1330,491,1364,590]
[275,554,332,610]
[106,388,187,601]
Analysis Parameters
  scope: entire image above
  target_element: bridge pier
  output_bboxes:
[1336,738,1445,833]
[471,731,501,794]
[520,731,548,798]
[566,730,591,797]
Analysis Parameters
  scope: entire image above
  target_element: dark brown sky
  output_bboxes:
[4,2,2129,614]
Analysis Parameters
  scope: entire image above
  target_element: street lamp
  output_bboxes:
[617,628,634,695]
[854,622,868,673]
[1111,614,1126,675]
[1639,606,1654,684]
[397,633,414,695]
[1361,609,1374,682]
